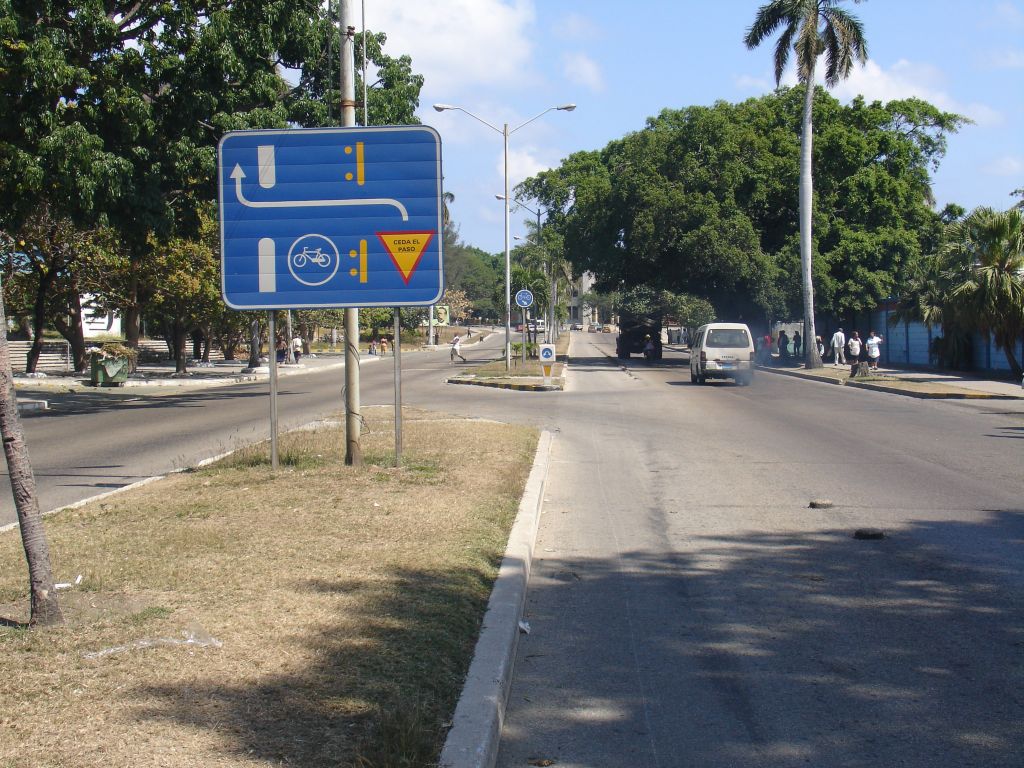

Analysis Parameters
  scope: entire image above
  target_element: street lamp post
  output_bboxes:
[433,103,575,369]
[505,198,556,344]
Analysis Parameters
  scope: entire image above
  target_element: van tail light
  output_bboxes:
[750,351,755,361]
[700,351,706,362]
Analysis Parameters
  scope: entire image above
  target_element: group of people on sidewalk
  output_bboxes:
[757,330,817,364]
[275,335,304,364]
[757,327,884,373]
[829,328,884,372]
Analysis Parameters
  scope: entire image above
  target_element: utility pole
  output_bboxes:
[341,0,362,466]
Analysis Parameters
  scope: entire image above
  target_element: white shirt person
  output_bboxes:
[830,328,846,365]
[865,331,883,369]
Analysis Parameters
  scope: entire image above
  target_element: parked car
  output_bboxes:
[689,323,755,386]
[571,322,584,331]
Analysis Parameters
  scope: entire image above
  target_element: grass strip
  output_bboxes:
[0,407,537,768]
[460,333,570,380]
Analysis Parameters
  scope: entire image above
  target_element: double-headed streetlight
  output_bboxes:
[433,102,575,368]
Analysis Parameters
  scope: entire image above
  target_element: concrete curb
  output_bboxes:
[438,430,553,768]
[844,379,1011,399]
[446,377,562,392]
[756,365,1013,399]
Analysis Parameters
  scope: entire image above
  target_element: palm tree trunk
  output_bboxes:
[799,79,823,368]
[0,279,62,626]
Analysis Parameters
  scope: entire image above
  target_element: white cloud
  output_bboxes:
[553,12,602,41]
[989,1,1024,28]
[367,0,536,95]
[505,145,556,189]
[830,60,1003,126]
[733,72,775,92]
[562,52,605,92]
[984,48,1024,68]
[982,154,1024,176]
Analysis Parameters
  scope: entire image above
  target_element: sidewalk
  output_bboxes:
[758,359,1024,400]
[10,352,376,413]
[13,352,354,391]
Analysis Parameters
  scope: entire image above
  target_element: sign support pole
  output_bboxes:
[341,0,362,466]
[268,311,279,470]
[393,309,403,467]
[522,309,527,365]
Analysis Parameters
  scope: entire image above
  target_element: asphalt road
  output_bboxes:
[495,332,1024,768]
[6,331,1024,767]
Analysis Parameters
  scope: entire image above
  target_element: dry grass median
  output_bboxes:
[0,407,538,767]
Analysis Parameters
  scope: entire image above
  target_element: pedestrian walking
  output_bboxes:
[865,330,883,370]
[276,336,287,364]
[369,338,378,356]
[777,330,790,362]
[450,334,466,363]
[792,330,802,358]
[830,327,846,366]
[815,336,825,358]
[292,335,303,363]
[379,337,388,356]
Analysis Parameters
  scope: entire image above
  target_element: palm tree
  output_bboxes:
[944,207,1024,378]
[745,0,868,368]
[0,270,62,626]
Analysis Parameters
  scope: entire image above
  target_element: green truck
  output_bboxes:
[616,313,662,360]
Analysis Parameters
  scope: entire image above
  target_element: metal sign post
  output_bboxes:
[393,308,402,467]
[268,311,279,470]
[515,289,534,365]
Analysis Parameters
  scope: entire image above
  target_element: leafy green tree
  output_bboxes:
[145,210,222,374]
[1,2,425,350]
[745,0,868,367]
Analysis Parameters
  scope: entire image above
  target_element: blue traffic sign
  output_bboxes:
[218,126,444,309]
[539,345,555,361]
[515,289,534,308]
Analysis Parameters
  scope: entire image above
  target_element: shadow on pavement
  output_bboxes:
[498,512,1024,767]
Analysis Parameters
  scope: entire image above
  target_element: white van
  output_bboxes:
[689,323,755,385]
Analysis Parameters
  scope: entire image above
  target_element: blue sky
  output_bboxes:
[366,0,1024,254]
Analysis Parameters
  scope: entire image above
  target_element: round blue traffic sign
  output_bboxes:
[540,346,555,361]
[515,289,534,308]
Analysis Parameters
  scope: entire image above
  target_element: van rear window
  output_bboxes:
[706,329,749,348]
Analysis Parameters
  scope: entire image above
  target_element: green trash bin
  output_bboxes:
[90,354,131,386]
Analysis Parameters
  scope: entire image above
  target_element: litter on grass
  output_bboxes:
[83,625,222,660]
[54,574,83,590]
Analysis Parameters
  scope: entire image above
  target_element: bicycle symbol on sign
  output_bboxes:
[287,234,340,287]
[292,246,331,269]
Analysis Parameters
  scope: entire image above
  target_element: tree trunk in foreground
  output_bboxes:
[0,280,63,626]
[799,79,823,369]
[247,317,261,368]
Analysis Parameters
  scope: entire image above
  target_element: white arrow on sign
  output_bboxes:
[230,165,409,221]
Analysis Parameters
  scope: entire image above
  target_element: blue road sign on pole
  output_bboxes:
[218,126,444,309]
[515,289,534,308]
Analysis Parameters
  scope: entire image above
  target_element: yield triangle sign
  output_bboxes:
[377,231,436,283]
